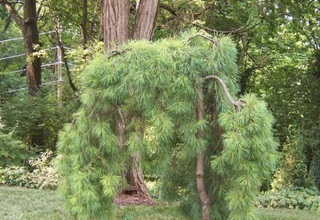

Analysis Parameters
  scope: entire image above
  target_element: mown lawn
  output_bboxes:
[0,186,319,220]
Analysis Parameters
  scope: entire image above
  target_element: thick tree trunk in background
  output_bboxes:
[196,86,211,220]
[0,0,41,96]
[1,0,43,146]
[103,0,130,49]
[132,0,159,40]
[24,0,43,146]
[24,0,41,96]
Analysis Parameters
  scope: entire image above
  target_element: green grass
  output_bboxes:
[0,186,320,220]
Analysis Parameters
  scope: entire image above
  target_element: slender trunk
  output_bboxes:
[80,0,88,48]
[103,0,130,49]
[24,0,41,96]
[132,0,159,40]
[196,86,211,220]
[57,39,78,92]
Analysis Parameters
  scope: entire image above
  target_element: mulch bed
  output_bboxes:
[115,193,156,206]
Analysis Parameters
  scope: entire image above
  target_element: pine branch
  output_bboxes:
[203,75,245,109]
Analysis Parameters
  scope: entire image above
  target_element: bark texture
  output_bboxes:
[102,0,159,200]
[103,0,130,49]
[0,0,41,96]
[24,0,41,96]
[132,0,159,40]
[80,0,88,48]
[128,151,152,199]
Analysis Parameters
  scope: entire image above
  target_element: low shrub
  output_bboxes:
[0,150,59,189]
[256,187,320,211]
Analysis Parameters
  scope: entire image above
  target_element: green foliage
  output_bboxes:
[0,89,78,150]
[256,187,320,211]
[0,132,26,167]
[312,149,320,191]
[65,40,104,88]
[0,150,59,189]
[211,94,279,220]
[272,128,311,189]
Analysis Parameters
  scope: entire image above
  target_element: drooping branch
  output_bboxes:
[203,75,245,109]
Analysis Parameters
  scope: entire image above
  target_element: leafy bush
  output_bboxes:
[0,89,79,151]
[272,129,311,190]
[0,166,30,186]
[256,187,320,211]
[0,150,60,189]
[0,131,27,167]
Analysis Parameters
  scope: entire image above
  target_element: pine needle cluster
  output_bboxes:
[211,94,279,220]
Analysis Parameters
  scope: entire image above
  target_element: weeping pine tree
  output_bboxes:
[56,29,278,219]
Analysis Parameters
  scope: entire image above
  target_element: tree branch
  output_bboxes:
[203,75,245,109]
[194,22,260,35]
[187,34,217,45]
[0,0,23,28]
[159,3,177,17]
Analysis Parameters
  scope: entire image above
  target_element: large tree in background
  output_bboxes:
[0,0,41,96]
[102,0,159,199]
[103,0,159,49]
[0,0,44,147]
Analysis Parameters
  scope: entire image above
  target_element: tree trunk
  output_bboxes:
[196,86,211,220]
[1,0,43,146]
[0,0,41,96]
[103,0,130,49]
[128,151,152,200]
[132,0,159,40]
[80,0,88,48]
[24,0,41,96]
[102,0,159,201]
[127,0,159,200]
